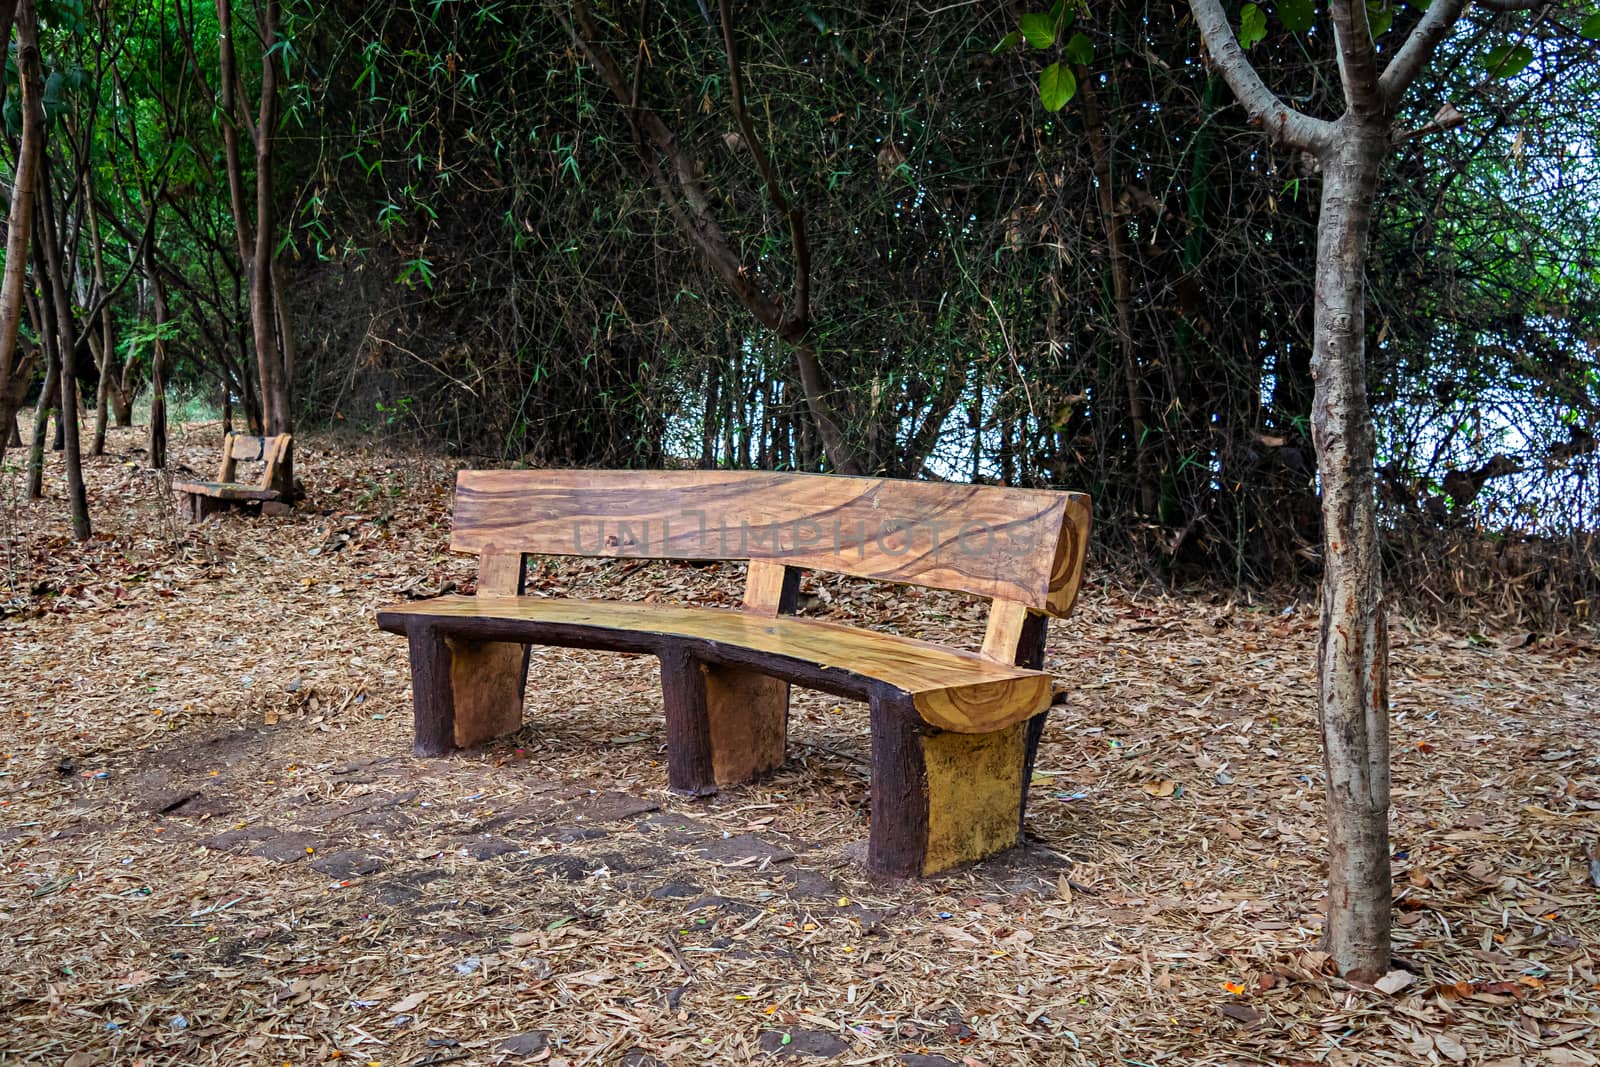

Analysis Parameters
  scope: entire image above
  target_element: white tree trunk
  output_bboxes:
[1311,119,1392,980]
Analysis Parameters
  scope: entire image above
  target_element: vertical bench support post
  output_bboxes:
[699,560,797,784]
[448,547,531,748]
[868,691,1033,878]
[659,645,717,796]
[407,624,457,757]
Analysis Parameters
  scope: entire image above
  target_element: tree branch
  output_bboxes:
[1379,0,1470,106]
[717,0,810,331]
[554,0,861,473]
[1330,0,1383,113]
[1186,0,1334,150]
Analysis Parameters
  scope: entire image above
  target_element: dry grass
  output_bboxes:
[1,424,1598,1067]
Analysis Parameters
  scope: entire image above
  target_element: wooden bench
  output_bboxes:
[376,470,1091,877]
[173,432,293,522]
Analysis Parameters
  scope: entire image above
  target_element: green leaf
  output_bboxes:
[992,29,1023,54]
[1366,1,1394,37]
[1019,12,1057,48]
[1238,3,1268,48]
[1278,0,1315,32]
[1039,61,1076,111]
[1580,11,1600,39]
[1480,42,1534,77]
[1064,31,1094,66]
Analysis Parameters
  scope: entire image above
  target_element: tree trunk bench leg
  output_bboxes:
[659,646,717,797]
[407,626,457,757]
[446,638,529,748]
[1018,708,1050,833]
[868,692,1029,878]
[703,665,788,784]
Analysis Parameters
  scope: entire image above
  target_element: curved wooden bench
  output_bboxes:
[376,469,1091,877]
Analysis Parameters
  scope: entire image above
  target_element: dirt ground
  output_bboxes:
[2,424,1598,1067]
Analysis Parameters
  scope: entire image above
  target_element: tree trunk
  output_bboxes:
[146,243,169,469]
[0,0,44,470]
[214,0,292,491]
[1311,120,1391,981]
[85,181,116,456]
[1078,64,1154,515]
[112,364,135,426]
[27,344,58,499]
[38,167,92,539]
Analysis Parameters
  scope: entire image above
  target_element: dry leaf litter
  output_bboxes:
[1,424,1598,1067]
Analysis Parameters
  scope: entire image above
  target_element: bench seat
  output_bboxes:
[376,596,1053,733]
[171,480,282,501]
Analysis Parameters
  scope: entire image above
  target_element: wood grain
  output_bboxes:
[407,626,457,757]
[742,560,798,616]
[449,544,530,746]
[703,663,788,784]
[171,481,280,501]
[920,720,1028,875]
[867,692,929,878]
[377,596,1052,733]
[980,599,1030,662]
[660,646,716,796]
[447,637,527,747]
[449,470,1091,616]
[476,547,526,596]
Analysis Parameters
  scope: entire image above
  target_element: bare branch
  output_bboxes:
[1186,0,1333,151]
[1379,0,1469,105]
[1474,0,1548,11]
[716,0,810,331]
[1329,0,1383,113]
[554,0,861,474]
[1390,101,1466,143]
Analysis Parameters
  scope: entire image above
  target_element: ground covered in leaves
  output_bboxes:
[2,425,1599,1067]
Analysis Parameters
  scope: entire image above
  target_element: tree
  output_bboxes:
[1182,0,1586,977]
[214,0,295,486]
[0,0,43,469]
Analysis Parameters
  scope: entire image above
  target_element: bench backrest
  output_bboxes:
[451,470,1091,621]
[218,433,292,490]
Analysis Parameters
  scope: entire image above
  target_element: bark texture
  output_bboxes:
[1182,0,1492,979]
[0,0,44,470]
[1311,122,1391,978]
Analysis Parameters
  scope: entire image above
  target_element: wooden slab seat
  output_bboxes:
[375,470,1092,878]
[174,432,292,522]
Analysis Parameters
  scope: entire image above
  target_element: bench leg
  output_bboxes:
[659,647,716,797]
[1018,709,1050,833]
[407,626,457,757]
[177,493,211,523]
[703,665,788,784]
[868,692,1029,878]
[446,638,529,747]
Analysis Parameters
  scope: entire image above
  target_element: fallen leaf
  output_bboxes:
[1434,1032,1468,1063]
[387,991,428,1014]
[1376,970,1415,995]
[1141,780,1177,798]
